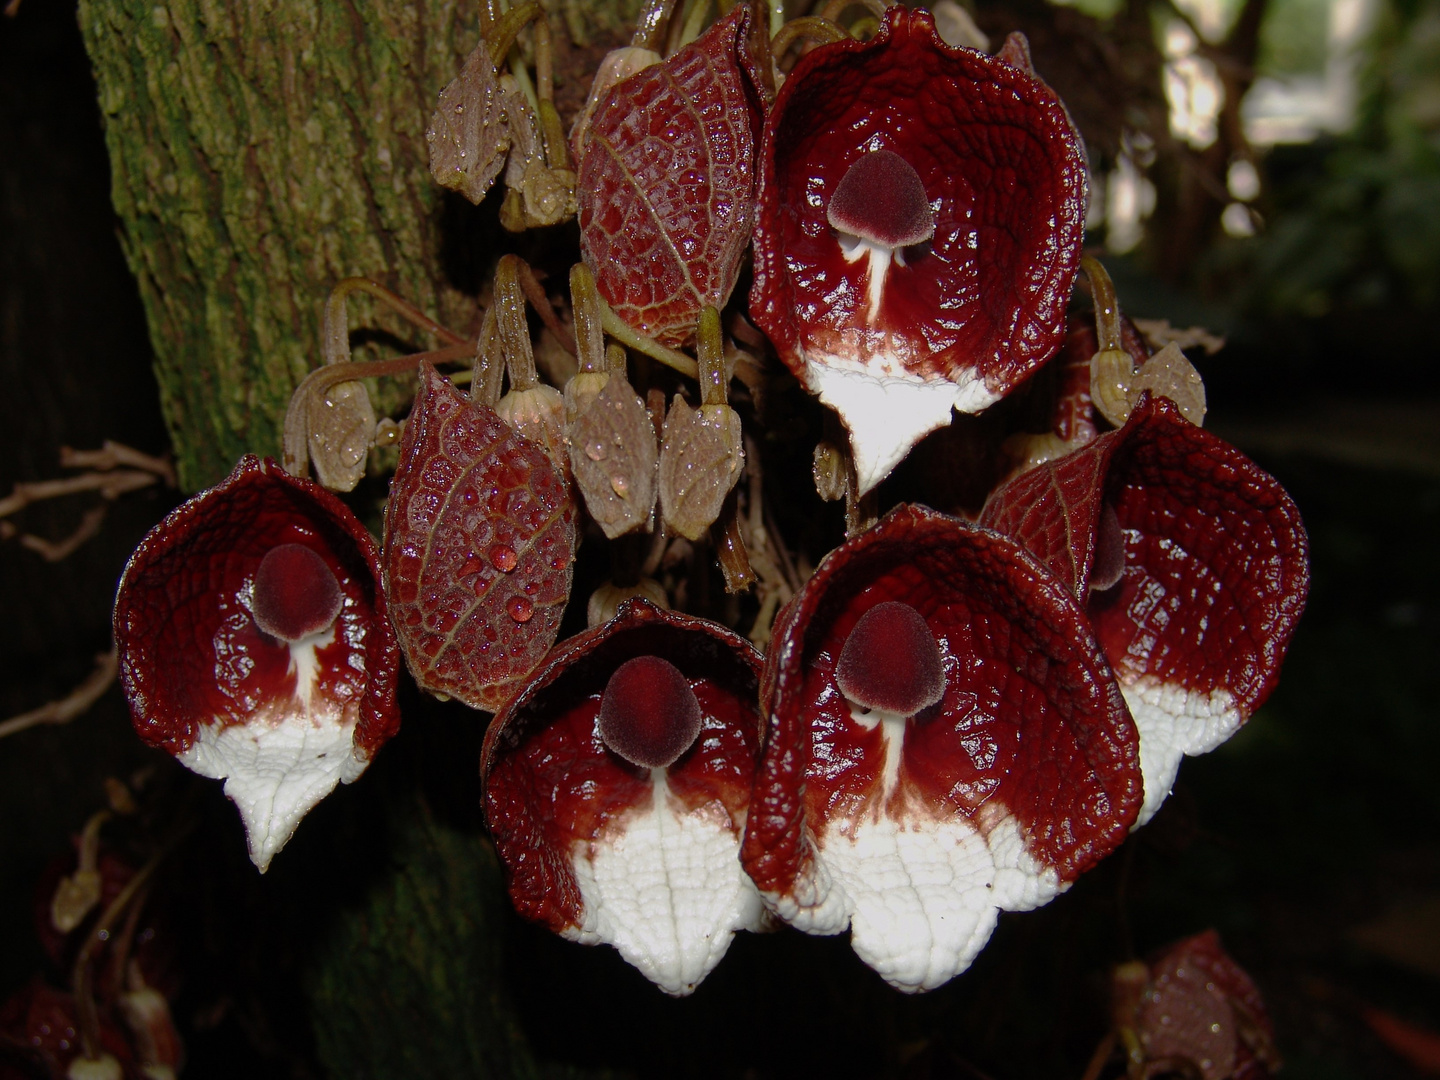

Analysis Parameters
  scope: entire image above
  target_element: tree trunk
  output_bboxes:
[78,0,490,491]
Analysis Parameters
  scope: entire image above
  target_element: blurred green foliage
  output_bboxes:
[1222,0,1440,313]
[1257,0,1332,72]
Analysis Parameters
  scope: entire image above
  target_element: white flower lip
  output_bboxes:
[804,354,1000,494]
[178,633,367,872]
[566,771,765,996]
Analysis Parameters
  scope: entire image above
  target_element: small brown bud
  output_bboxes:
[658,396,744,541]
[812,440,848,502]
[586,577,668,627]
[569,375,658,538]
[307,379,375,492]
[1090,347,1137,428]
[426,43,511,204]
[497,385,568,473]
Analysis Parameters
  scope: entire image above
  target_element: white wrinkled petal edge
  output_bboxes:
[565,771,765,996]
[176,635,366,873]
[1123,677,1241,827]
[766,806,1062,994]
[804,353,1000,495]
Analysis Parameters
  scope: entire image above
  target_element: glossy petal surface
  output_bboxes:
[578,6,763,346]
[482,600,765,996]
[383,363,576,712]
[749,9,1087,490]
[113,455,400,869]
[981,396,1309,822]
[742,504,1140,992]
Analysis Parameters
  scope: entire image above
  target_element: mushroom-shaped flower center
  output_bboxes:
[835,600,945,716]
[826,150,935,325]
[251,543,344,643]
[597,655,703,769]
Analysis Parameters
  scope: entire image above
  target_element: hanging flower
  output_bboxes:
[113,456,400,871]
[749,8,1087,492]
[741,503,1141,992]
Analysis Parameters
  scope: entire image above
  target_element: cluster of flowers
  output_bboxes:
[111,3,1307,1001]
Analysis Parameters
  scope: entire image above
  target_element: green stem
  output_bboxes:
[771,15,848,58]
[600,305,699,379]
[1080,255,1124,354]
[696,306,727,407]
[495,255,539,392]
[570,263,605,374]
[321,278,468,367]
[632,0,681,51]
[473,307,505,406]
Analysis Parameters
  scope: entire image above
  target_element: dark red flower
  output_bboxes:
[741,503,1140,992]
[981,395,1309,823]
[113,455,399,871]
[749,8,1087,491]
[1114,930,1280,1079]
[481,599,764,995]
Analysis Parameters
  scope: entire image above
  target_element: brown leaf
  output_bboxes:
[383,363,576,712]
[426,43,511,204]
[658,396,743,541]
[568,374,657,538]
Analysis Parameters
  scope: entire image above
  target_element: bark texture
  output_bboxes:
[79,0,639,492]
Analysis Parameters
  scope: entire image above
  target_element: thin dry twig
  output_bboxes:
[18,504,111,562]
[60,441,177,488]
[0,468,159,519]
[0,649,120,741]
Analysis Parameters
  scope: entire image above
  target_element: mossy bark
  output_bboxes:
[76,0,478,490]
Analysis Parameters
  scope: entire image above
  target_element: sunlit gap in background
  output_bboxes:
[1062,0,1376,250]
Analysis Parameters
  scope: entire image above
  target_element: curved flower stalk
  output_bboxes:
[749,7,1088,493]
[981,395,1309,824]
[113,456,400,871]
[741,504,1141,992]
[482,599,766,996]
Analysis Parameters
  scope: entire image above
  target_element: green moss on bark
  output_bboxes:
[78,0,493,489]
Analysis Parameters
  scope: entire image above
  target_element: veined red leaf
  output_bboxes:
[577,6,763,347]
[383,363,576,712]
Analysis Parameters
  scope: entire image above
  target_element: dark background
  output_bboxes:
[3,0,1438,1076]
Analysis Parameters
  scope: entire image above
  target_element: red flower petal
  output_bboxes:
[481,599,764,995]
[741,503,1140,992]
[383,362,576,712]
[981,395,1309,821]
[113,455,399,869]
[578,5,764,347]
[749,9,1087,491]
